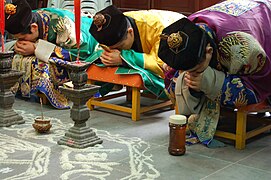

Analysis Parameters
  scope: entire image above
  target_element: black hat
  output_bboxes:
[5,0,33,34]
[158,18,208,70]
[89,5,128,46]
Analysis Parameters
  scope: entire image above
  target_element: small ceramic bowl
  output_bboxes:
[32,116,52,133]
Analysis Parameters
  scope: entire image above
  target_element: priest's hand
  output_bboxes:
[14,40,36,56]
[100,49,122,66]
[163,63,173,72]
[184,71,203,92]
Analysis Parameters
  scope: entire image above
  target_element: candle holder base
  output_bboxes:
[0,108,24,127]
[0,91,24,127]
[58,126,103,148]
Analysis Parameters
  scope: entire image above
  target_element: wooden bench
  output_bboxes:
[215,101,271,150]
[86,64,173,121]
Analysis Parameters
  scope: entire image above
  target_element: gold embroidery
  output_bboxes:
[52,17,66,33]
[54,46,64,59]
[234,89,248,107]
[219,33,249,74]
[167,32,183,49]
[223,82,232,105]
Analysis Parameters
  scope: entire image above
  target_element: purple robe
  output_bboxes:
[188,0,271,102]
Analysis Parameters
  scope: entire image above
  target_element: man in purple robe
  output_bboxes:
[158,0,271,147]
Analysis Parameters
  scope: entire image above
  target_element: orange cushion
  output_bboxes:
[87,64,144,88]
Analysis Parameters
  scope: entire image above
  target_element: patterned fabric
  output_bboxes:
[185,33,264,145]
[164,69,179,103]
[186,99,220,144]
[12,55,32,97]
[196,23,216,41]
[189,1,271,102]
[221,75,257,107]
[206,0,259,16]
[218,32,266,75]
[12,47,72,109]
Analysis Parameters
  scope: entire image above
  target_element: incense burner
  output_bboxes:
[32,116,52,133]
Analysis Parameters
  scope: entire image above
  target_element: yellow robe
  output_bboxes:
[124,10,185,78]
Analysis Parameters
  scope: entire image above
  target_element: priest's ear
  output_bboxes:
[205,43,213,64]
[127,27,134,35]
[30,23,39,33]
[206,43,213,56]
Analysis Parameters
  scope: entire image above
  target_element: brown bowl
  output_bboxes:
[32,116,52,133]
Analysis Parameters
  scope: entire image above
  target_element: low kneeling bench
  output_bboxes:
[215,101,271,150]
[86,64,173,121]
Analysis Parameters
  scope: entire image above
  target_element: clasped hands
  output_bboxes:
[184,71,203,92]
[184,56,210,92]
[163,62,203,92]
[14,40,36,56]
[100,49,122,66]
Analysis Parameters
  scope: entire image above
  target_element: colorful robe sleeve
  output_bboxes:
[218,31,266,75]
[35,8,98,65]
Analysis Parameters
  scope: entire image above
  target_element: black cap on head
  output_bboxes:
[89,5,128,46]
[5,0,33,34]
[158,18,208,70]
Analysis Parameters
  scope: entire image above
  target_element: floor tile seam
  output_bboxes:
[154,144,236,164]
[152,143,255,165]
[234,146,269,162]
[117,156,130,163]
[196,153,235,164]
[235,163,271,175]
[233,144,271,173]
[145,143,237,164]
[148,142,167,148]
[199,162,235,180]
[200,146,270,179]
[200,162,271,180]
[91,109,172,124]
